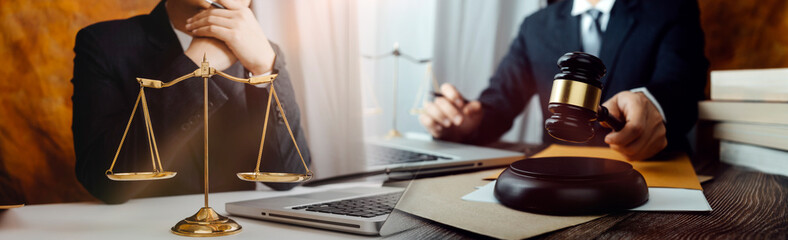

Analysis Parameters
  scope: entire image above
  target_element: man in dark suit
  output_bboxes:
[420,0,708,160]
[72,0,310,204]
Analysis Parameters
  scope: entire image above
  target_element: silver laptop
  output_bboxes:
[363,136,524,176]
[226,138,524,235]
[225,134,524,235]
[292,134,524,186]
[226,186,407,235]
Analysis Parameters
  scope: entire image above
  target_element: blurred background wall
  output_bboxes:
[0,0,159,204]
[0,0,786,204]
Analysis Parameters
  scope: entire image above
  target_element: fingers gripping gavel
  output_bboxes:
[544,52,625,143]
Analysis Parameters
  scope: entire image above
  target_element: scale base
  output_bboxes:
[171,207,242,237]
[385,129,402,139]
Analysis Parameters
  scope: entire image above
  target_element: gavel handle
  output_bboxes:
[597,106,625,131]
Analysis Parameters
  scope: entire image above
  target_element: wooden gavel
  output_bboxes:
[494,54,647,215]
[544,52,625,143]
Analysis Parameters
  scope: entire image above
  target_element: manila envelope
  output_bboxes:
[394,145,701,239]
[485,145,702,190]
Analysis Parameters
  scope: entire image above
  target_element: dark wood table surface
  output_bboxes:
[383,163,788,239]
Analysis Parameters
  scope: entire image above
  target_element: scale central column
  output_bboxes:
[204,76,209,208]
[170,64,242,237]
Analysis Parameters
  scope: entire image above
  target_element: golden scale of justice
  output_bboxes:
[104,54,312,237]
[362,42,438,138]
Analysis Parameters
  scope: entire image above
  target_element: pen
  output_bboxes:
[204,0,226,9]
[432,92,469,104]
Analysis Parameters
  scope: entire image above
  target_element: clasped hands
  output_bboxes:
[183,0,274,76]
[420,84,667,160]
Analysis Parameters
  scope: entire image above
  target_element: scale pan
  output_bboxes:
[236,172,312,183]
[106,171,177,181]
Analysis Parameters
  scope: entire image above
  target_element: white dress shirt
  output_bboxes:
[572,0,615,33]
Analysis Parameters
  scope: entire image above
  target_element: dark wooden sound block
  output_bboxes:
[494,157,648,215]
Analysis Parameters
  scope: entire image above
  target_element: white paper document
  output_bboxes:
[461,181,712,212]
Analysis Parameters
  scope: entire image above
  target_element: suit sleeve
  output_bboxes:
[72,28,147,204]
[472,21,538,145]
[644,0,708,151]
[245,43,311,191]
[71,28,210,204]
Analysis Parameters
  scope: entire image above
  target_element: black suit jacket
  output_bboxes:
[72,1,310,204]
[474,0,708,153]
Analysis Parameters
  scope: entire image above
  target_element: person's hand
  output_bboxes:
[602,91,667,160]
[419,83,483,142]
[184,37,237,71]
[185,0,276,75]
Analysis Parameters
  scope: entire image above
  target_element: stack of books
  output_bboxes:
[699,68,788,176]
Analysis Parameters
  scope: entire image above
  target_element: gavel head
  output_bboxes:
[544,52,607,143]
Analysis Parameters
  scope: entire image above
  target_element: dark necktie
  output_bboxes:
[582,9,603,57]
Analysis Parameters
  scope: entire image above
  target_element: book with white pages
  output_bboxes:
[699,101,788,125]
[714,122,788,152]
[719,140,788,177]
[710,68,788,102]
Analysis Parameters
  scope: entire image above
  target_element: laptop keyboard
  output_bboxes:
[366,145,451,165]
[291,192,403,218]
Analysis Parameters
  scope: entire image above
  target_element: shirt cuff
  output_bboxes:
[249,71,272,88]
[630,87,666,123]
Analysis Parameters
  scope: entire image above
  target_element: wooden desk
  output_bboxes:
[2,164,785,239]
[386,164,788,239]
